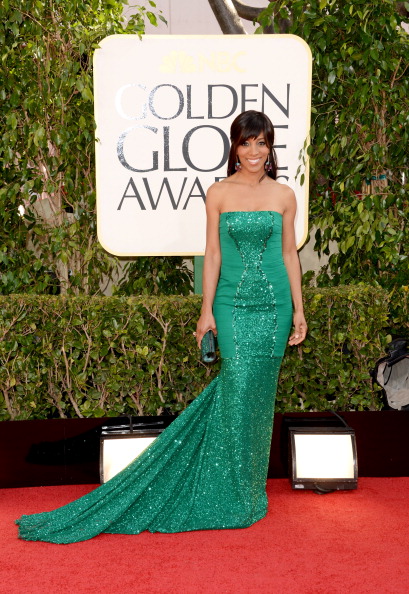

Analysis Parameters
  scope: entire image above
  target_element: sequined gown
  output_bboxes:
[16,211,292,544]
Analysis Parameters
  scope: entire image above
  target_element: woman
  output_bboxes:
[16,111,306,544]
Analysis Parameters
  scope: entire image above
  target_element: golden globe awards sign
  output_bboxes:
[94,35,311,255]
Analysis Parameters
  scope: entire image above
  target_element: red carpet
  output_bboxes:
[2,478,409,593]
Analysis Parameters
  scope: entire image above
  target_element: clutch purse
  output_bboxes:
[201,330,218,364]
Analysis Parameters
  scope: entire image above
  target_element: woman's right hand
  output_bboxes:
[195,312,217,349]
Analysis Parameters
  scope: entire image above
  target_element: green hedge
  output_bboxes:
[0,286,395,421]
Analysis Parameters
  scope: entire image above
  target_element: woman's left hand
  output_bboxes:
[288,312,308,346]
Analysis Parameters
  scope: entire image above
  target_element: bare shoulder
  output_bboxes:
[206,180,228,199]
[268,181,296,212]
[206,178,236,203]
[207,180,226,194]
[206,181,226,213]
[268,180,295,196]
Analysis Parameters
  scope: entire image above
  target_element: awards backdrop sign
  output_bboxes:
[94,35,312,256]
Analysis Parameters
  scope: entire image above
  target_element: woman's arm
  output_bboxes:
[195,185,222,347]
[281,187,307,346]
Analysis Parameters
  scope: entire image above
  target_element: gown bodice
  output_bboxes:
[214,211,292,359]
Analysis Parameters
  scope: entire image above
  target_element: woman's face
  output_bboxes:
[236,134,269,174]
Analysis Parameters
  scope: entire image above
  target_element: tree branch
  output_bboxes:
[232,0,267,21]
[233,0,287,33]
[208,0,247,34]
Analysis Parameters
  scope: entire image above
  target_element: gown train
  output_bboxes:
[16,211,292,544]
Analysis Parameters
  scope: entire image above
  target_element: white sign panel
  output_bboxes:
[94,35,312,255]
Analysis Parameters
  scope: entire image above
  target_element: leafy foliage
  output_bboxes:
[256,1,409,288]
[0,294,209,420]
[388,285,409,337]
[114,257,193,296]
[0,1,191,296]
[276,285,389,412]
[0,287,390,421]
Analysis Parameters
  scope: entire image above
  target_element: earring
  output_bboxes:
[265,157,272,172]
[235,159,241,171]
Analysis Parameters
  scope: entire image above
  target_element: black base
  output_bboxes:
[1,411,408,488]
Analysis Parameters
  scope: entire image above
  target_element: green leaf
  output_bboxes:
[33,126,45,146]
[81,86,94,101]
[146,12,158,26]
[8,113,17,130]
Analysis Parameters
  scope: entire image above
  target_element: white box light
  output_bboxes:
[100,433,159,483]
[289,427,358,492]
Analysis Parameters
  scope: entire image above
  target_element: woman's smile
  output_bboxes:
[236,135,269,173]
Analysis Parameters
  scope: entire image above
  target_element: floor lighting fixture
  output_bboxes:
[289,423,358,494]
[100,419,167,483]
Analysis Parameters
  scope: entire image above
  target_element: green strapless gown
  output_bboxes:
[16,211,292,543]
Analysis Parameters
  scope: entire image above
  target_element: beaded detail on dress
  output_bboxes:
[225,211,277,359]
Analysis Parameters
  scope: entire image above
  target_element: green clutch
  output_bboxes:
[201,330,218,364]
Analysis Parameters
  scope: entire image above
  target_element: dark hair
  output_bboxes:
[227,110,278,180]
